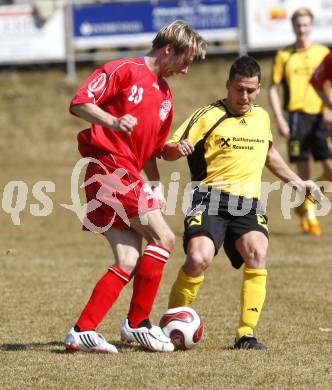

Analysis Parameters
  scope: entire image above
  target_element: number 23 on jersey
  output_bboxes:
[128,85,143,104]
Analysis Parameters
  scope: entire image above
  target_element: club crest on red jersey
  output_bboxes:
[160,100,172,121]
[88,73,107,93]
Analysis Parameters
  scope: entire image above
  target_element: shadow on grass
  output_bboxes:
[0,341,62,351]
[51,341,140,354]
[1,340,143,354]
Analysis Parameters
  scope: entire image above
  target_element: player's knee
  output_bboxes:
[114,255,139,275]
[256,246,268,262]
[186,248,213,273]
[159,230,176,251]
[244,246,267,268]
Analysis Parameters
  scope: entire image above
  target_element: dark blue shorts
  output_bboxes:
[287,111,330,162]
[183,188,269,269]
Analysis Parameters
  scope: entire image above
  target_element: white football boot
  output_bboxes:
[64,327,118,354]
[120,318,174,352]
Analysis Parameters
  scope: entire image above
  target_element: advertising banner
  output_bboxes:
[73,0,238,49]
[245,0,332,50]
[0,4,65,63]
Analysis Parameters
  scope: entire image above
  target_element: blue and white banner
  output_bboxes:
[73,0,238,49]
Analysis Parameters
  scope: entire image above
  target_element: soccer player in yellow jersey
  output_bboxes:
[268,7,332,236]
[162,56,323,349]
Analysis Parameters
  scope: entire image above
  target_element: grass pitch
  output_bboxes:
[0,57,331,389]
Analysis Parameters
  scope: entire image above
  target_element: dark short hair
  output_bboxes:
[229,56,261,82]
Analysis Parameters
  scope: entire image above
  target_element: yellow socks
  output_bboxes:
[300,198,321,236]
[168,268,204,308]
[302,198,317,223]
[302,197,315,214]
[170,266,267,341]
[236,266,267,341]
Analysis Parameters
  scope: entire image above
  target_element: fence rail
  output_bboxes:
[1,0,331,79]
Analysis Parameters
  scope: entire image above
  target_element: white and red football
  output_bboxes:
[159,307,204,350]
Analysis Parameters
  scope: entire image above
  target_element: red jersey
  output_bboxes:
[71,57,173,171]
[311,52,332,89]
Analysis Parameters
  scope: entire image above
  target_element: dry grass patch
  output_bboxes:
[0,58,331,389]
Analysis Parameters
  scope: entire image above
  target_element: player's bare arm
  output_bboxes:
[143,157,166,210]
[162,140,195,160]
[312,82,332,110]
[70,102,138,134]
[265,144,324,202]
[322,81,332,125]
[314,87,332,111]
[311,59,332,111]
[268,83,290,138]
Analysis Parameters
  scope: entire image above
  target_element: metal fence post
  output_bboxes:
[237,0,247,56]
[65,0,76,81]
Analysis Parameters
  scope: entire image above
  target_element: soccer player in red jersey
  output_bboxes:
[311,52,332,112]
[311,52,332,190]
[64,20,207,353]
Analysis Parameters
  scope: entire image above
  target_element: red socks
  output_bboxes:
[75,244,170,331]
[128,244,170,328]
[76,265,130,331]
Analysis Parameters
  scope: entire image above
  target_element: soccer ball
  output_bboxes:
[159,307,204,350]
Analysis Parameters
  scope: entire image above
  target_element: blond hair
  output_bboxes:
[291,7,314,25]
[152,20,207,59]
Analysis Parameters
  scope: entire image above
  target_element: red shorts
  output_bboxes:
[82,154,160,232]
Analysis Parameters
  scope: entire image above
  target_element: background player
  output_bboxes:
[64,20,207,353]
[268,7,332,236]
[162,56,323,349]
[311,52,332,112]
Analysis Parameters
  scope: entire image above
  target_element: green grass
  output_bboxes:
[0,57,331,389]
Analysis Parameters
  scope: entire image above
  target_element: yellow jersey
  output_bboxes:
[272,44,329,114]
[169,100,272,199]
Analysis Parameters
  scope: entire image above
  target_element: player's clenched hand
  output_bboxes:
[112,114,138,134]
[323,110,332,126]
[177,139,195,157]
[276,117,290,139]
[302,180,325,205]
[323,110,332,136]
